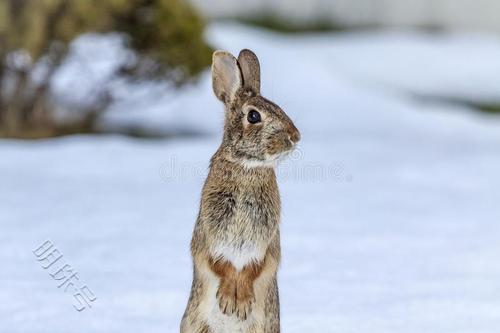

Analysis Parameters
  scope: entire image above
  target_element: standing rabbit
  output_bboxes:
[181,49,300,333]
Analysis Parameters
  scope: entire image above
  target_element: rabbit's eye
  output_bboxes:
[247,110,261,124]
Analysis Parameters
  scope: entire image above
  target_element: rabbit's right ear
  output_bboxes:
[212,51,242,104]
[238,49,260,94]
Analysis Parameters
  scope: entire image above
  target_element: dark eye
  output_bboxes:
[247,110,261,124]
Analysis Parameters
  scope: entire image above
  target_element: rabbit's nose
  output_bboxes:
[288,128,301,144]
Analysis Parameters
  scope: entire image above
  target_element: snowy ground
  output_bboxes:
[2,23,500,332]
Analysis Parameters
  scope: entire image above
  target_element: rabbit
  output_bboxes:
[181,49,300,333]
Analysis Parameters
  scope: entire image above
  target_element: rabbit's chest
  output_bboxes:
[212,239,265,271]
[210,192,278,270]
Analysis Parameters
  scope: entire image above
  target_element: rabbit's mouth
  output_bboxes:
[264,147,296,164]
[239,150,291,169]
[238,144,297,169]
[269,150,289,161]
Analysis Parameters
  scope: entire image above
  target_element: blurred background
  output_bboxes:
[1,1,500,332]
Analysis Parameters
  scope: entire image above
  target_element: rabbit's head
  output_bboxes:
[212,49,300,168]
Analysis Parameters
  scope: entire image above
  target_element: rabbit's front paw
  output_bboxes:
[235,283,255,321]
[217,279,236,315]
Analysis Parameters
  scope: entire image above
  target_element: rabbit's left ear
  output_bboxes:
[212,51,242,104]
[238,49,260,94]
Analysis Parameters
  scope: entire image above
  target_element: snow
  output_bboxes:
[1,23,500,332]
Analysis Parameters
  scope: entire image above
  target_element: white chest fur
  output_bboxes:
[212,240,265,271]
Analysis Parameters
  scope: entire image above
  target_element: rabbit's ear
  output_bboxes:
[212,51,242,104]
[238,49,260,94]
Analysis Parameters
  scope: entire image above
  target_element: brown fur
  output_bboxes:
[209,250,269,320]
[181,49,300,333]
